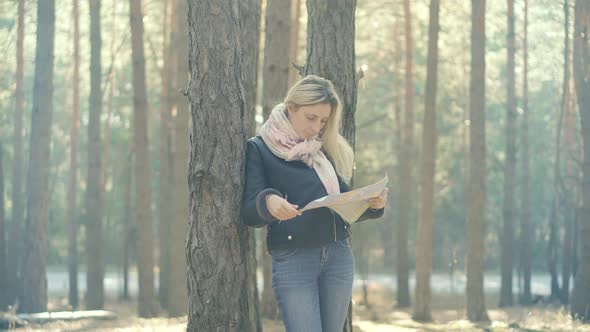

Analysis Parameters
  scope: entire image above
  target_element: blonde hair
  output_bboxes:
[283,75,354,182]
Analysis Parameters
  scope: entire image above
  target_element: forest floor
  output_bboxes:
[13,284,590,332]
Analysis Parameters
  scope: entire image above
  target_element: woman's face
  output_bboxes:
[287,103,332,140]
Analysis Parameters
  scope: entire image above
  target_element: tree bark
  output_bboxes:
[466,0,489,322]
[413,0,440,321]
[19,0,55,314]
[262,0,291,121]
[67,0,81,311]
[519,0,532,305]
[186,1,255,330]
[571,0,590,322]
[86,0,105,310]
[288,0,302,86]
[129,0,159,317]
[500,0,516,307]
[0,144,6,309]
[396,0,414,308]
[8,0,26,308]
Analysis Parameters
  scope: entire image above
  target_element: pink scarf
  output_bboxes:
[259,105,340,195]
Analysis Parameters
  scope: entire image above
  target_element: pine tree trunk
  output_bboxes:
[240,0,262,329]
[500,0,516,307]
[19,0,55,314]
[519,0,533,305]
[396,0,414,308]
[86,0,105,310]
[186,1,255,330]
[158,0,172,310]
[262,0,291,120]
[167,0,190,317]
[129,0,159,317]
[0,144,6,309]
[122,146,133,301]
[67,0,80,310]
[288,0,302,86]
[571,0,590,322]
[466,0,489,322]
[8,0,26,307]
[413,0,439,321]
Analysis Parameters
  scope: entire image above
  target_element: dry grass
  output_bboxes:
[13,286,590,331]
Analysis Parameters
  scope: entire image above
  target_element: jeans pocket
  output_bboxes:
[269,247,298,260]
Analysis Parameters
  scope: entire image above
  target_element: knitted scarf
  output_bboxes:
[259,105,340,195]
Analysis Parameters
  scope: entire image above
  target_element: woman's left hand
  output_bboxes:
[368,188,388,209]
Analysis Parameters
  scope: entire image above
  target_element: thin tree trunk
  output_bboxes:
[466,0,489,322]
[19,0,55,314]
[67,0,81,310]
[129,0,159,317]
[121,145,133,301]
[186,1,255,330]
[571,0,590,322]
[8,0,26,307]
[167,0,190,317]
[262,0,291,120]
[0,144,6,309]
[519,0,532,305]
[158,0,172,310]
[396,0,414,308]
[86,0,105,310]
[413,0,440,322]
[288,0,302,86]
[500,0,516,307]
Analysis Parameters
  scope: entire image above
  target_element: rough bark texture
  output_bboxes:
[396,0,414,308]
[519,0,532,305]
[19,0,55,314]
[304,0,357,147]
[571,0,590,322]
[8,0,26,307]
[67,0,80,310]
[129,0,159,318]
[186,1,255,331]
[288,0,302,86]
[239,0,262,329]
[158,0,172,310]
[86,0,105,310]
[500,0,516,307]
[262,0,291,120]
[466,0,489,322]
[168,0,190,317]
[413,0,439,322]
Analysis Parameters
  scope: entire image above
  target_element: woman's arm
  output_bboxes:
[242,140,282,227]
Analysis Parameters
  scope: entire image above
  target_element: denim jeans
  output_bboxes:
[270,238,355,332]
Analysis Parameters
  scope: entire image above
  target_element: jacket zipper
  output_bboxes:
[329,209,336,242]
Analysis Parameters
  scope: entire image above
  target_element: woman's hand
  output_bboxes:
[368,188,389,209]
[266,194,301,221]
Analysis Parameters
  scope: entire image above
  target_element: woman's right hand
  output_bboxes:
[266,194,301,221]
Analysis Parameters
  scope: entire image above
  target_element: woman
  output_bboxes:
[242,75,388,332]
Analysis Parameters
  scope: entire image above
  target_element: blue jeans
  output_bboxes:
[270,239,355,332]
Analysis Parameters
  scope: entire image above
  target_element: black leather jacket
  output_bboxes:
[241,136,384,251]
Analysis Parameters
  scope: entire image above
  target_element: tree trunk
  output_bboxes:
[240,0,262,329]
[262,0,291,120]
[413,0,439,322]
[167,0,190,317]
[19,0,55,314]
[500,0,516,307]
[86,0,105,310]
[288,0,302,86]
[396,0,414,308]
[260,0,292,320]
[67,0,81,311]
[186,1,255,330]
[129,0,159,318]
[121,146,133,301]
[304,2,357,329]
[466,0,489,322]
[158,0,172,311]
[571,0,590,322]
[0,144,6,309]
[8,0,26,308]
[519,0,532,305]
[304,0,357,147]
